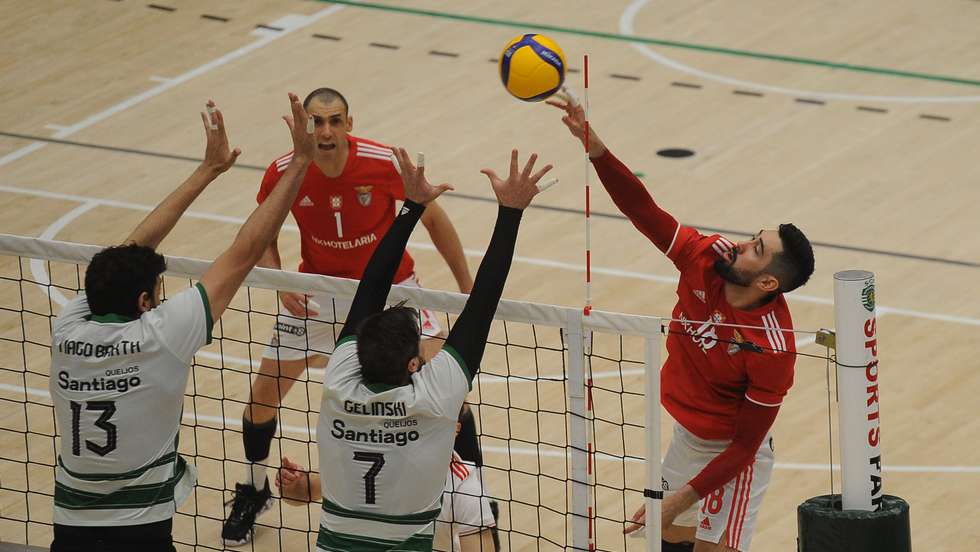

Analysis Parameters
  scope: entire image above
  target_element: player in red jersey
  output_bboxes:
[222,88,475,546]
[549,94,814,552]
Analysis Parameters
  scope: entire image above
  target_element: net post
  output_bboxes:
[564,308,591,550]
[833,270,883,511]
[583,53,592,317]
[644,327,663,551]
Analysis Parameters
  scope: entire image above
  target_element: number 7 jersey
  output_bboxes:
[49,286,212,526]
[316,337,470,551]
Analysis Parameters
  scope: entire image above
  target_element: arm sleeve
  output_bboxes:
[687,400,778,497]
[338,200,426,340]
[444,205,523,379]
[591,149,681,254]
[144,284,213,363]
[745,348,796,407]
[591,149,706,269]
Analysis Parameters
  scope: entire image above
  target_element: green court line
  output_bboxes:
[316,0,980,88]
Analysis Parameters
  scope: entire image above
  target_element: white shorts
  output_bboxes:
[662,423,775,551]
[263,274,443,362]
[435,458,496,551]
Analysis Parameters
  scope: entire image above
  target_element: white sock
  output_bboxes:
[246,462,267,489]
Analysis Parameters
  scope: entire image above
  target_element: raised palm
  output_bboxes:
[480,149,553,210]
[391,147,453,205]
[200,99,241,174]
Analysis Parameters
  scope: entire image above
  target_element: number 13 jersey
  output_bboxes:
[49,286,212,526]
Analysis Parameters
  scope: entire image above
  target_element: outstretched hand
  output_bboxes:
[545,87,606,158]
[282,92,316,161]
[391,147,453,205]
[200,99,241,174]
[480,150,554,210]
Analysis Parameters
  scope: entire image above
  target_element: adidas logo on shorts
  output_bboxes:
[699,517,712,530]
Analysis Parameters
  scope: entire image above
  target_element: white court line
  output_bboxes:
[0,5,345,168]
[620,0,980,104]
[3,382,976,475]
[6,181,979,328]
[28,202,100,307]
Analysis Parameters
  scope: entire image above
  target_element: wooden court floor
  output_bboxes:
[2,1,980,550]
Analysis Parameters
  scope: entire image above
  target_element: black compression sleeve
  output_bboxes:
[445,205,523,378]
[338,200,425,340]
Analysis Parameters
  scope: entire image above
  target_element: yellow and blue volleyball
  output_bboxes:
[499,33,567,102]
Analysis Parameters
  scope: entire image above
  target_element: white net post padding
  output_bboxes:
[564,309,590,550]
[0,233,665,551]
[644,334,662,550]
[833,270,882,512]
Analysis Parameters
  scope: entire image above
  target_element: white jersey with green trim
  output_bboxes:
[316,336,471,550]
[49,284,213,526]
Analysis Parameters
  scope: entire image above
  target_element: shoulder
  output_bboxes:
[141,286,207,328]
[271,151,295,174]
[671,229,732,263]
[325,337,361,380]
[747,299,796,355]
[351,136,399,170]
[54,293,91,334]
[352,135,391,151]
[707,234,736,258]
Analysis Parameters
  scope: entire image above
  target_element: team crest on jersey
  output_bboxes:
[711,311,724,324]
[693,289,706,303]
[354,185,373,207]
[330,195,342,210]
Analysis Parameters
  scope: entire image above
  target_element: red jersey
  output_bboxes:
[257,136,415,282]
[592,149,798,495]
[662,227,796,440]
[591,150,796,441]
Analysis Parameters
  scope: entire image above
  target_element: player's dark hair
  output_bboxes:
[303,87,350,115]
[84,244,166,318]
[768,223,815,293]
[356,306,420,385]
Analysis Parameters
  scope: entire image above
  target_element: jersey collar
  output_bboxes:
[87,313,136,323]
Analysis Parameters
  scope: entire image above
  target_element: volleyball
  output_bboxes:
[498,33,567,102]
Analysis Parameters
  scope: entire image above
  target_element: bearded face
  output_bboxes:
[713,248,760,287]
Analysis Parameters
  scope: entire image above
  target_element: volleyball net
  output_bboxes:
[0,234,664,551]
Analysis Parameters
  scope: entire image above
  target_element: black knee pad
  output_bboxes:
[662,540,694,552]
[242,415,277,462]
[453,405,483,466]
